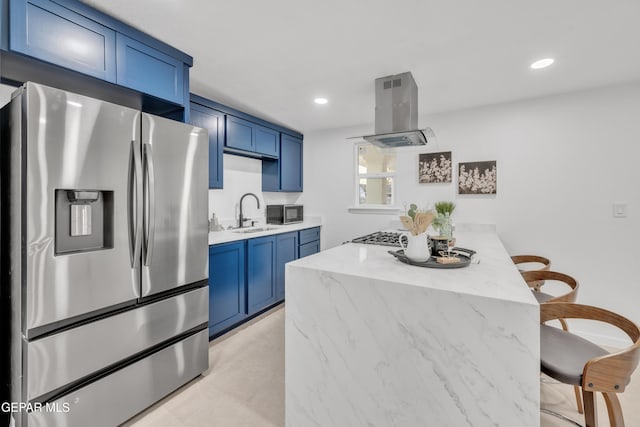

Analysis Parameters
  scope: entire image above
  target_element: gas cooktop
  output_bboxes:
[351,231,402,247]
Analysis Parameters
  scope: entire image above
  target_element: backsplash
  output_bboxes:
[209,154,302,228]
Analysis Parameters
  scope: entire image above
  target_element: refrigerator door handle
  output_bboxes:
[143,142,156,266]
[129,140,143,270]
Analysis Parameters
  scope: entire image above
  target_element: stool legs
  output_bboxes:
[573,385,584,414]
[582,389,598,427]
[603,392,624,427]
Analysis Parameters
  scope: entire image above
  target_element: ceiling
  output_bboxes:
[84,0,640,134]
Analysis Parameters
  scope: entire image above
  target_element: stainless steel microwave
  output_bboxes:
[266,204,303,224]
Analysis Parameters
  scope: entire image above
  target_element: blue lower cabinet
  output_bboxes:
[208,241,246,337]
[299,227,320,245]
[208,228,319,337]
[298,227,321,258]
[299,241,320,258]
[276,232,298,301]
[247,236,277,315]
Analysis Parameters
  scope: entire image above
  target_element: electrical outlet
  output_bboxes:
[613,202,627,218]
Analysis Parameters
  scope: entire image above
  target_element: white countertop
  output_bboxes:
[289,229,537,305]
[208,217,322,245]
[285,228,540,426]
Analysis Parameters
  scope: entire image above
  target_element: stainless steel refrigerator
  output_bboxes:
[0,82,209,427]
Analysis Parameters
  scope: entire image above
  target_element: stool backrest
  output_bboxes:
[511,255,551,270]
[521,270,579,303]
[541,302,640,393]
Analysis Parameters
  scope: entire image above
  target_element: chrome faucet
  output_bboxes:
[238,193,260,228]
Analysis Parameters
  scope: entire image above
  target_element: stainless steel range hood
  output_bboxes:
[355,72,433,148]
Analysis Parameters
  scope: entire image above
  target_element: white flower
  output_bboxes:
[458,164,496,194]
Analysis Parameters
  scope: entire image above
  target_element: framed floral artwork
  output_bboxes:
[418,151,452,183]
[458,161,497,194]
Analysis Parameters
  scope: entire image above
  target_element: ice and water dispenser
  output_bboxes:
[55,189,114,254]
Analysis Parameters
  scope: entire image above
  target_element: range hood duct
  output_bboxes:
[356,71,433,148]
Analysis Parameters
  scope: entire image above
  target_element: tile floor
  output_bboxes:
[125,306,640,427]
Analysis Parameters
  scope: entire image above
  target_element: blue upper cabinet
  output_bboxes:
[226,115,254,152]
[225,116,279,158]
[9,0,117,81]
[116,34,184,105]
[189,94,303,190]
[281,134,303,191]
[263,133,303,192]
[6,0,192,111]
[255,125,279,157]
[190,102,225,189]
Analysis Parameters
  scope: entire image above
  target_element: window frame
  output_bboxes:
[354,142,397,208]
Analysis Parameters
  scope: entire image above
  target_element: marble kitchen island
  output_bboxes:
[285,230,540,427]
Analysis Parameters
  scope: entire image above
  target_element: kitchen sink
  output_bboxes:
[232,227,279,234]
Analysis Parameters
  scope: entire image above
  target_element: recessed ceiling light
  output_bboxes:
[530,58,554,70]
[314,97,328,105]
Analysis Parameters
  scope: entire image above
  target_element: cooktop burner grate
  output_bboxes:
[351,231,402,247]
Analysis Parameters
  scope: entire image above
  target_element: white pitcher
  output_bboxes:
[399,232,430,262]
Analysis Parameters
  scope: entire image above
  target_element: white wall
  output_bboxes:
[209,154,302,228]
[303,82,640,346]
[0,83,18,106]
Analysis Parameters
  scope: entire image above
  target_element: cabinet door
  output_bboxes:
[10,0,116,81]
[280,134,303,192]
[209,242,246,337]
[247,236,277,315]
[261,158,279,192]
[299,227,320,245]
[226,116,254,152]
[276,232,298,301]
[299,241,320,258]
[190,104,225,189]
[116,33,184,105]
[116,33,184,104]
[255,125,279,157]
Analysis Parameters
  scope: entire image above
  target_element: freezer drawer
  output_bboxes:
[27,329,209,427]
[26,287,208,401]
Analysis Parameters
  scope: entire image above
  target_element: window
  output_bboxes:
[355,143,396,207]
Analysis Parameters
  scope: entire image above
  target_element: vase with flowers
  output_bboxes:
[399,203,435,261]
[433,201,456,240]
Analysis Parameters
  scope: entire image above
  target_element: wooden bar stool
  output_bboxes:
[511,254,551,270]
[521,270,583,414]
[521,270,579,319]
[540,303,640,427]
[511,255,551,291]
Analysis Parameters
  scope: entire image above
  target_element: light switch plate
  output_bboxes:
[613,202,627,218]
